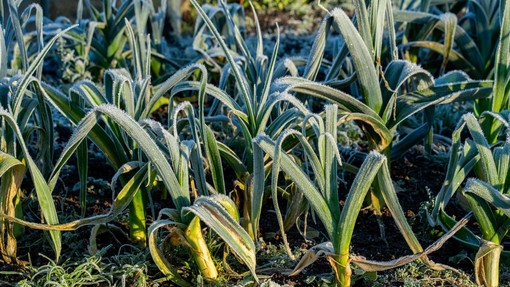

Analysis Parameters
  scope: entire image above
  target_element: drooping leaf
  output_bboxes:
[184,195,258,281]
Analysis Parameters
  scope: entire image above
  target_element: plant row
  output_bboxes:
[0,0,509,286]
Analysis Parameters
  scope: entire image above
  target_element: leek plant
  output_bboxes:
[278,0,492,158]
[146,109,257,284]
[130,0,182,77]
[427,2,510,286]
[431,0,510,267]
[192,1,246,63]
[1,0,53,176]
[2,20,256,274]
[0,0,75,262]
[43,10,256,262]
[69,0,135,79]
[394,0,500,80]
[431,112,510,287]
[67,0,182,85]
[429,0,510,265]
[166,0,182,36]
[1,102,257,286]
[182,0,490,244]
[462,0,501,78]
[274,0,492,225]
[252,104,467,287]
[166,0,316,239]
[476,0,510,143]
[124,0,185,84]
[394,7,482,78]
[48,0,180,81]
[41,19,208,246]
[394,0,509,144]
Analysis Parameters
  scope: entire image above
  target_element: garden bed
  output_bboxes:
[2,0,510,286]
